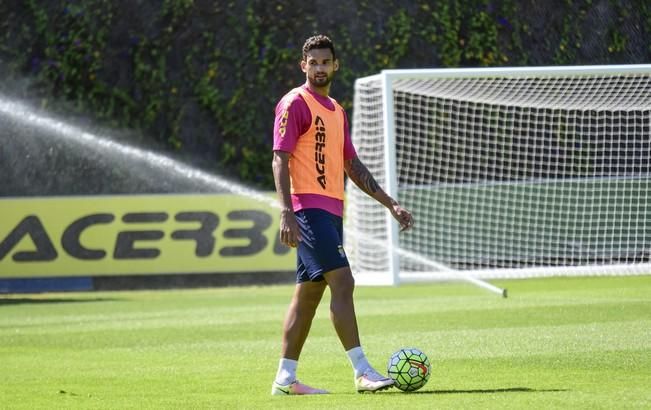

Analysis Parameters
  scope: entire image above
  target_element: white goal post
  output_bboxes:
[345,65,651,286]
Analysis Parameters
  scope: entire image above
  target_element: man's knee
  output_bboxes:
[295,281,326,310]
[324,267,355,295]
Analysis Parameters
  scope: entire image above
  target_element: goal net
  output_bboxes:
[345,65,651,286]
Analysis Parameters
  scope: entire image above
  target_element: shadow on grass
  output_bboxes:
[385,387,568,395]
[0,297,121,306]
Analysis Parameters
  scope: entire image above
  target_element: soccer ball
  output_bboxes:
[387,347,431,392]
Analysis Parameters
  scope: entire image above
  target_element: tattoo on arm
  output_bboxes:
[347,157,380,195]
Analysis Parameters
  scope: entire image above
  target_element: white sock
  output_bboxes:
[346,346,371,378]
[274,358,298,386]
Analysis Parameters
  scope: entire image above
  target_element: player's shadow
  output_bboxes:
[387,387,568,395]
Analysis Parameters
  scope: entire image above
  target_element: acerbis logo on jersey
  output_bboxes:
[314,115,327,189]
[278,110,289,138]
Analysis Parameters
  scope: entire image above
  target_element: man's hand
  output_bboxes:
[279,209,301,248]
[272,151,301,248]
[390,204,414,231]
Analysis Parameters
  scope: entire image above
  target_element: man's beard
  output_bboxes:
[309,73,333,87]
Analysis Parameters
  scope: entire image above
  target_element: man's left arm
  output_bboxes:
[344,156,414,231]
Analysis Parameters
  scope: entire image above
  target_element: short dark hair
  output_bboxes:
[302,35,336,61]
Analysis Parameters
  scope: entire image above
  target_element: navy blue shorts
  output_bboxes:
[295,208,350,283]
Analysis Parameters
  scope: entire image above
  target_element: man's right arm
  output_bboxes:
[272,150,301,248]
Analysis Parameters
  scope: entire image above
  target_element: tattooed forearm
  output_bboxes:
[346,157,381,195]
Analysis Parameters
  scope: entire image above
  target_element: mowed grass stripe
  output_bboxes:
[5,317,648,359]
[5,295,648,338]
[2,297,647,340]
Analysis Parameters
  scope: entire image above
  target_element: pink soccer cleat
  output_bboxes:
[271,380,329,395]
[355,368,395,393]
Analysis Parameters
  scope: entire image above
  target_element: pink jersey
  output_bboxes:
[273,84,357,216]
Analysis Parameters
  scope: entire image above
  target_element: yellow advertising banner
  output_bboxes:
[0,194,293,278]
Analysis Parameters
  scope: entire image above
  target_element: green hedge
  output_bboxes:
[1,0,649,189]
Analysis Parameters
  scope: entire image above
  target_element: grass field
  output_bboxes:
[1,275,650,409]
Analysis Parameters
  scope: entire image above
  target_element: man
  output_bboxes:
[271,34,414,395]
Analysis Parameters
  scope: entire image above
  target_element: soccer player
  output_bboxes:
[270,34,414,395]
